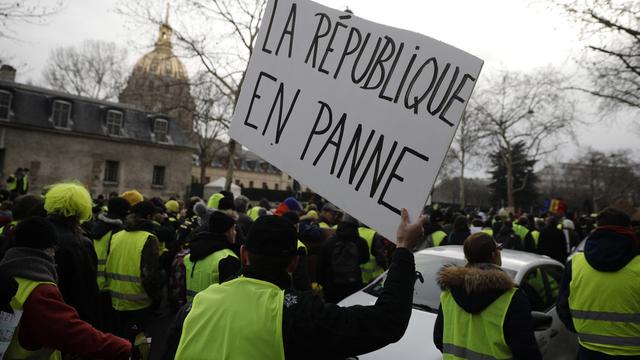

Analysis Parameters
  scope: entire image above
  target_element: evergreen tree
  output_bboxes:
[488,141,539,209]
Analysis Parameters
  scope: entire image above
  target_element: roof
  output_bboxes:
[0,79,193,149]
[417,245,562,274]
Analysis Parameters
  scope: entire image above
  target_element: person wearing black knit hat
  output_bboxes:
[168,210,426,360]
[183,211,240,302]
[0,217,131,359]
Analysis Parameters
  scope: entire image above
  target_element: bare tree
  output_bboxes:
[43,40,129,101]
[118,0,267,190]
[549,0,640,113]
[191,71,233,183]
[474,69,575,209]
[447,108,485,208]
[0,0,65,38]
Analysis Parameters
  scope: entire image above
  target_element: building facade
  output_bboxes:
[0,75,193,198]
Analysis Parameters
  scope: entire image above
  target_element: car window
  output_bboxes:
[520,265,563,312]
[364,254,516,313]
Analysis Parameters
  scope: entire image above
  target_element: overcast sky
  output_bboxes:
[2,0,638,175]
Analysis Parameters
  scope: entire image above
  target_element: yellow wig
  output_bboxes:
[44,182,93,221]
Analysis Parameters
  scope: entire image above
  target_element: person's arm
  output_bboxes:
[283,209,425,359]
[356,237,370,265]
[503,289,542,360]
[556,260,575,332]
[141,236,162,305]
[217,255,241,284]
[20,284,131,359]
[433,305,444,352]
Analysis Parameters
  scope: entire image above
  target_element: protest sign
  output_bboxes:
[230,0,483,241]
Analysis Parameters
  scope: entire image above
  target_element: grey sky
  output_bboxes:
[2,0,638,174]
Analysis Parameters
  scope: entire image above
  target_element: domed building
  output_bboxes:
[119,19,195,137]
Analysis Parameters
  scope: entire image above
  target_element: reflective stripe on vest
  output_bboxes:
[441,288,516,360]
[175,277,285,360]
[569,253,640,356]
[106,230,154,311]
[6,277,62,360]
[184,248,238,302]
[359,227,384,283]
[93,230,113,291]
[432,230,447,247]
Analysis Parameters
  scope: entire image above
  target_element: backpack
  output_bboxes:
[330,240,361,285]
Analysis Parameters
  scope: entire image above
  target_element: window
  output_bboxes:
[262,182,268,189]
[0,90,11,120]
[274,183,279,190]
[205,176,210,183]
[103,160,119,183]
[520,266,563,312]
[153,118,168,142]
[249,181,254,188]
[153,166,166,186]
[52,100,71,128]
[106,110,123,136]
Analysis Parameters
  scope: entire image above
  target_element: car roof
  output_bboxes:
[416,245,563,274]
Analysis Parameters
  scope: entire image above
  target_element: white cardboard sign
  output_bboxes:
[231,0,483,241]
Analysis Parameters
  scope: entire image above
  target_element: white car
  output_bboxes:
[339,246,579,359]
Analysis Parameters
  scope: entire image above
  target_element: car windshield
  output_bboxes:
[364,253,517,313]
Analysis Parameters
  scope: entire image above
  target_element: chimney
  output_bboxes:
[0,65,16,82]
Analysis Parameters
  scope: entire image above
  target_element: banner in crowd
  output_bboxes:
[231,0,484,240]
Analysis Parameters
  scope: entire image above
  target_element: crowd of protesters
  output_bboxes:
[0,180,638,359]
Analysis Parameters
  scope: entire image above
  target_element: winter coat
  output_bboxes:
[434,263,542,359]
[0,247,130,359]
[537,226,568,263]
[556,226,639,360]
[49,216,101,327]
[187,231,240,284]
[163,248,417,360]
[446,229,471,246]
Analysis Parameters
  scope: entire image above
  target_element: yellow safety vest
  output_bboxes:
[93,230,114,291]
[531,230,540,249]
[6,176,17,191]
[297,240,307,255]
[569,253,640,356]
[358,227,384,283]
[432,230,447,247]
[184,249,238,302]
[0,220,18,236]
[247,206,262,221]
[6,277,62,360]
[175,277,285,360]
[441,288,516,359]
[481,228,494,237]
[106,230,155,311]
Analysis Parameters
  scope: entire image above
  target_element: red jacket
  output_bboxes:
[19,284,131,359]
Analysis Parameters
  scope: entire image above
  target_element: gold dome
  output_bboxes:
[131,23,188,81]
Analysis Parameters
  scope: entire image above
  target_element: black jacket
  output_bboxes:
[557,226,639,360]
[187,231,240,284]
[49,216,100,326]
[164,248,416,360]
[433,263,542,359]
[537,226,567,263]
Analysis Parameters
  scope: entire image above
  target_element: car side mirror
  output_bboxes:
[531,311,552,331]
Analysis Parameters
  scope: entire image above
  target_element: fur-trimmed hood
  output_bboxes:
[438,263,516,314]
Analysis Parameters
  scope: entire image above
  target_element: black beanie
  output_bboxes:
[246,215,297,257]
[14,217,58,250]
[209,211,236,234]
[131,201,156,218]
[108,197,131,219]
[218,196,235,211]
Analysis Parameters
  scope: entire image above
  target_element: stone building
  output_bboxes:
[0,67,193,198]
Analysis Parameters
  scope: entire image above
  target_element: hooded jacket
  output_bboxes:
[187,231,240,284]
[556,226,639,359]
[434,263,542,359]
[0,247,131,359]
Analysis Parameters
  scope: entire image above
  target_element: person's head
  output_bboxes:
[321,203,342,224]
[130,201,156,221]
[209,211,237,244]
[597,207,631,227]
[471,218,484,228]
[12,194,45,220]
[281,211,300,232]
[218,196,235,211]
[283,197,303,214]
[430,209,445,226]
[234,195,250,214]
[107,197,131,220]
[241,215,298,274]
[545,216,559,229]
[463,232,502,266]
[453,215,469,232]
[517,216,528,227]
[165,200,180,215]
[44,182,92,224]
[13,217,58,257]
[121,190,144,206]
[259,198,271,210]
